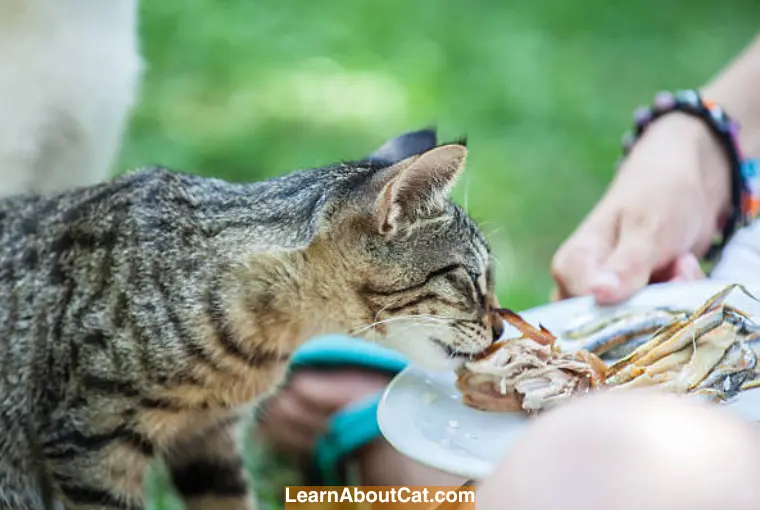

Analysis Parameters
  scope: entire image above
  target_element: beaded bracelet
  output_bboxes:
[618,89,760,261]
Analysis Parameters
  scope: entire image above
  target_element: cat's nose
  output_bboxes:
[490,314,504,341]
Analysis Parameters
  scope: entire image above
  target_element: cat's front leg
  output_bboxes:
[164,419,255,510]
[45,446,149,510]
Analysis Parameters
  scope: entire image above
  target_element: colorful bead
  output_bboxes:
[633,106,652,127]
[654,91,676,110]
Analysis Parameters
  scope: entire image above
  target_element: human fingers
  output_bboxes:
[589,211,662,305]
[265,387,331,432]
[551,214,614,300]
[668,252,706,282]
[289,369,393,413]
[647,251,705,284]
[257,391,328,453]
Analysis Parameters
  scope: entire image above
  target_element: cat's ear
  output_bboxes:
[374,144,466,235]
[365,128,438,165]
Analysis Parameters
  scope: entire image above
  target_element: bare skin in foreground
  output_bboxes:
[477,390,760,510]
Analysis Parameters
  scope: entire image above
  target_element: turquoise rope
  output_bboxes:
[314,391,385,485]
[289,335,409,484]
[290,334,409,374]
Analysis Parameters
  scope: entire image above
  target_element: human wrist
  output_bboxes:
[618,112,730,221]
[618,90,749,259]
[686,113,734,220]
[701,36,760,158]
[704,85,760,158]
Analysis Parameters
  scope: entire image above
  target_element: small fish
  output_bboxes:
[600,334,651,361]
[693,283,760,318]
[745,332,760,358]
[674,323,742,393]
[562,307,688,340]
[634,307,726,367]
[691,387,727,403]
[693,341,757,401]
[693,284,741,315]
[579,310,686,356]
[606,308,726,385]
[726,306,760,335]
[607,317,691,377]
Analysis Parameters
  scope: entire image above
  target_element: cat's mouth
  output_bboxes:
[431,338,480,360]
[430,312,504,361]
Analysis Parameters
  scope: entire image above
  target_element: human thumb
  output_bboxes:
[588,230,659,305]
[669,252,706,282]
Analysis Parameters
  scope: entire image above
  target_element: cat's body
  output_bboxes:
[0,134,500,509]
[0,0,141,197]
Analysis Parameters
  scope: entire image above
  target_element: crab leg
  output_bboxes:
[494,308,557,346]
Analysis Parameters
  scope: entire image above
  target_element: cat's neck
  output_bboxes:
[212,242,364,358]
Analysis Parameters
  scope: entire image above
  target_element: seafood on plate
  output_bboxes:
[455,308,607,414]
[455,284,760,414]
[561,307,691,359]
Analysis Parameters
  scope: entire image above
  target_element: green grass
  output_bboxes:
[145,434,304,510]
[120,1,759,507]
[122,0,759,311]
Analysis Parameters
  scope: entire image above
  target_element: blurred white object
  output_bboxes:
[0,0,142,196]
[711,219,760,282]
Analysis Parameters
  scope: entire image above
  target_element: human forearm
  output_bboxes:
[702,35,760,157]
[549,35,760,305]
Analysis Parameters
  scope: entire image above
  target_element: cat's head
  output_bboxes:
[311,129,503,371]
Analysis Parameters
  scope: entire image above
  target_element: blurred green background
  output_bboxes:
[120,1,758,507]
[120,0,758,311]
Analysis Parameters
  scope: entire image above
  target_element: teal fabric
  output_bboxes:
[314,391,385,485]
[290,335,409,484]
[290,334,409,374]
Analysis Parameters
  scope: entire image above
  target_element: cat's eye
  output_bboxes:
[468,270,486,299]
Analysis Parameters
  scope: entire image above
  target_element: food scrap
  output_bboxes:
[455,284,760,415]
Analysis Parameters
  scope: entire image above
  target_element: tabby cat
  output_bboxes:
[0,129,501,510]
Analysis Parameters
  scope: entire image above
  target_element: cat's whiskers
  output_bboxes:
[349,314,450,337]
[491,253,505,271]
[373,302,395,324]
[462,176,472,215]
[484,226,505,238]
[368,302,396,343]
[389,318,457,337]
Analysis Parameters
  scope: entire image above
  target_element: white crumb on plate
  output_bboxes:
[423,392,438,404]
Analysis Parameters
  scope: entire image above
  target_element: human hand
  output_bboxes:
[551,113,733,305]
[256,368,392,456]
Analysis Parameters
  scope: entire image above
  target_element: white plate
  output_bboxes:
[377,280,760,481]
